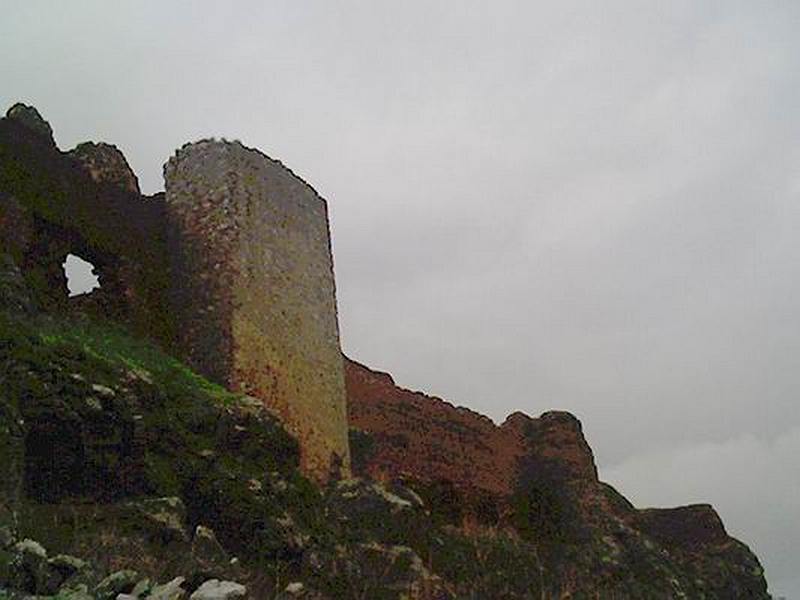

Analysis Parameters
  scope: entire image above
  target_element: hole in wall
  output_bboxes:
[63,253,100,296]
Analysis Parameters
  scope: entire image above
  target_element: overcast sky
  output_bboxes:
[2,1,798,595]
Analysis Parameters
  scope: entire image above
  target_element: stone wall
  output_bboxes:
[345,357,599,525]
[164,140,350,481]
[2,104,352,482]
[0,106,173,338]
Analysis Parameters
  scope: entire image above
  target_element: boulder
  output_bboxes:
[6,538,50,594]
[47,553,88,585]
[4,542,37,592]
[2,539,86,596]
[189,579,247,599]
[146,576,187,599]
[95,569,140,600]
[284,582,305,595]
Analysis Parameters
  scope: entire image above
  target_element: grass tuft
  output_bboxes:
[35,316,238,405]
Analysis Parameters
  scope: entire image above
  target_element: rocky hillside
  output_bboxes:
[346,358,771,598]
[0,103,772,598]
[0,255,771,599]
[0,256,457,599]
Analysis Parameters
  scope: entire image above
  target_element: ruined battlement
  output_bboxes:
[0,105,350,481]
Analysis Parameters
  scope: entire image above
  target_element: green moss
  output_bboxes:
[0,306,305,557]
[34,317,236,405]
[142,454,181,497]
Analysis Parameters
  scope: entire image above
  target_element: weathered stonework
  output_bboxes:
[164,140,350,481]
[69,142,140,194]
[0,111,172,337]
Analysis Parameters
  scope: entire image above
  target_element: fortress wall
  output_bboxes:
[163,141,241,384]
[164,140,350,481]
[0,110,173,339]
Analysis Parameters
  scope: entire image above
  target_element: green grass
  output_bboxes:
[1,306,303,565]
[34,315,238,406]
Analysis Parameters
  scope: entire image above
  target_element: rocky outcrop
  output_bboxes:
[2,261,769,597]
[0,529,249,599]
[0,282,467,599]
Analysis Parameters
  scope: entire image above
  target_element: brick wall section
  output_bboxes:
[345,357,599,519]
[345,357,523,497]
[164,140,350,481]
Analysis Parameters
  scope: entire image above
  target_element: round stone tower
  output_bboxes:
[164,139,350,481]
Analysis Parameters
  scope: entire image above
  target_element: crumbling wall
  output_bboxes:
[345,357,600,527]
[2,104,352,481]
[0,104,173,341]
[69,142,141,194]
[164,140,350,481]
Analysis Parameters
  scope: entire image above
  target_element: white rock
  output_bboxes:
[147,577,187,599]
[189,579,247,599]
[285,581,305,595]
[92,383,116,396]
[14,538,46,558]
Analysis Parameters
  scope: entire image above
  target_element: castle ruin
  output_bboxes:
[0,105,350,481]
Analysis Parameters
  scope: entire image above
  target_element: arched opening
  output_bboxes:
[63,253,100,296]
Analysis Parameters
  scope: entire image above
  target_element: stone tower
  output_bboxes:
[164,140,350,481]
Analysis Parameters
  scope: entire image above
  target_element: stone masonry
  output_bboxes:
[164,140,350,481]
[69,142,141,194]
